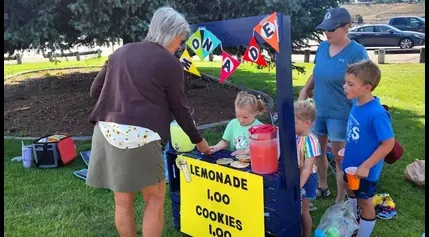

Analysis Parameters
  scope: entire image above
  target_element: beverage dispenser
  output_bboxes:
[249,124,279,174]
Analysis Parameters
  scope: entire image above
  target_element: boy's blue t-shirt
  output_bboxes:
[313,40,368,120]
[342,98,394,182]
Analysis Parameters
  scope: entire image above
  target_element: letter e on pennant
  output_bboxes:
[254,12,279,52]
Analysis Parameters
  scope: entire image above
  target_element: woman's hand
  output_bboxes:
[196,138,211,155]
[298,74,314,101]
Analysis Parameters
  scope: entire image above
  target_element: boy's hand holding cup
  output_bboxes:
[355,164,370,179]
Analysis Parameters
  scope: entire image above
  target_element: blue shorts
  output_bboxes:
[301,172,318,200]
[313,116,348,142]
[343,173,377,199]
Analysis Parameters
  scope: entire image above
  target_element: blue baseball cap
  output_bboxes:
[316,8,352,31]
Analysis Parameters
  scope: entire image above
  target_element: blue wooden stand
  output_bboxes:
[167,13,300,236]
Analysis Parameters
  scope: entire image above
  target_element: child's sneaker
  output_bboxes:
[377,207,398,219]
[316,187,331,198]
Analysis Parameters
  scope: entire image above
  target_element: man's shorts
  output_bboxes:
[301,172,318,200]
[313,116,348,142]
[343,173,377,199]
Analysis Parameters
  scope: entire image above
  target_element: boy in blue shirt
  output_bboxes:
[342,60,395,237]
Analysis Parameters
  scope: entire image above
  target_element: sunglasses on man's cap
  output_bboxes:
[326,23,349,32]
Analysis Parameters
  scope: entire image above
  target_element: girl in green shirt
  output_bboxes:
[210,91,266,156]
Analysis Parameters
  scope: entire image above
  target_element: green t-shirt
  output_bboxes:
[222,118,262,151]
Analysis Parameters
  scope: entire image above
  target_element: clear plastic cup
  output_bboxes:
[175,157,192,182]
[22,145,32,169]
[338,148,345,157]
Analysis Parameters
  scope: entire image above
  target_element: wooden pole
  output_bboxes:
[16,54,22,64]
[304,49,310,63]
[377,48,385,64]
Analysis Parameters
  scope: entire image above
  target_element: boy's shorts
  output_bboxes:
[343,173,377,199]
[312,116,348,142]
[301,172,318,200]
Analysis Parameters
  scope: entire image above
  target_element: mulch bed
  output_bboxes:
[4,69,243,136]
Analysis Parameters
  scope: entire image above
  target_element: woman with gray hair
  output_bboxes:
[87,6,211,237]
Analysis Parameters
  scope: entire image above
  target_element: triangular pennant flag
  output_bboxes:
[254,12,279,52]
[219,51,241,84]
[201,29,221,59]
[242,36,268,67]
[179,49,201,77]
[186,30,204,60]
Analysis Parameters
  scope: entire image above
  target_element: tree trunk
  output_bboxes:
[121,35,134,45]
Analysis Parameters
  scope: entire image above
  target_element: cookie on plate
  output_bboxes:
[237,156,251,163]
[216,158,234,165]
[230,161,250,169]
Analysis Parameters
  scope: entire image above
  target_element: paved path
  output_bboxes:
[292,48,424,64]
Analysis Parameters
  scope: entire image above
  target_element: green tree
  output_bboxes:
[67,0,169,45]
[4,0,83,54]
[174,0,338,72]
[5,0,339,67]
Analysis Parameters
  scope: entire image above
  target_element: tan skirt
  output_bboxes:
[86,123,165,192]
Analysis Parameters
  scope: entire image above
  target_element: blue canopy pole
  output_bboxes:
[275,13,301,235]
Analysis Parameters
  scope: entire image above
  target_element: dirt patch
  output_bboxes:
[4,69,244,137]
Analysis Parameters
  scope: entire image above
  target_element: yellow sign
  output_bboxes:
[177,155,265,237]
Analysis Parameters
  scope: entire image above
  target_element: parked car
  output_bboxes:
[388,16,425,33]
[348,24,425,49]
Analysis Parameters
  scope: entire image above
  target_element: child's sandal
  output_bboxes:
[316,187,331,197]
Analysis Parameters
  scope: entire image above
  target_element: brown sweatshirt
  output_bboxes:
[89,40,202,144]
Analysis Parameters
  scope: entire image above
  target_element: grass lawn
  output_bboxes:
[4,59,425,236]
[4,57,108,79]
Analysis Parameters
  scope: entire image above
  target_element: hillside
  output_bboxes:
[342,3,425,24]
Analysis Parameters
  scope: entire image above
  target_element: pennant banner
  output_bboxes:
[201,29,221,59]
[179,49,201,77]
[186,30,204,60]
[254,12,279,52]
[219,51,241,84]
[242,36,268,67]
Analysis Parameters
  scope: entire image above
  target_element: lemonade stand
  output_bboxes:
[166,13,300,237]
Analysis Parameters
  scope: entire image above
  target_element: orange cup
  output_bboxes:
[345,167,360,190]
